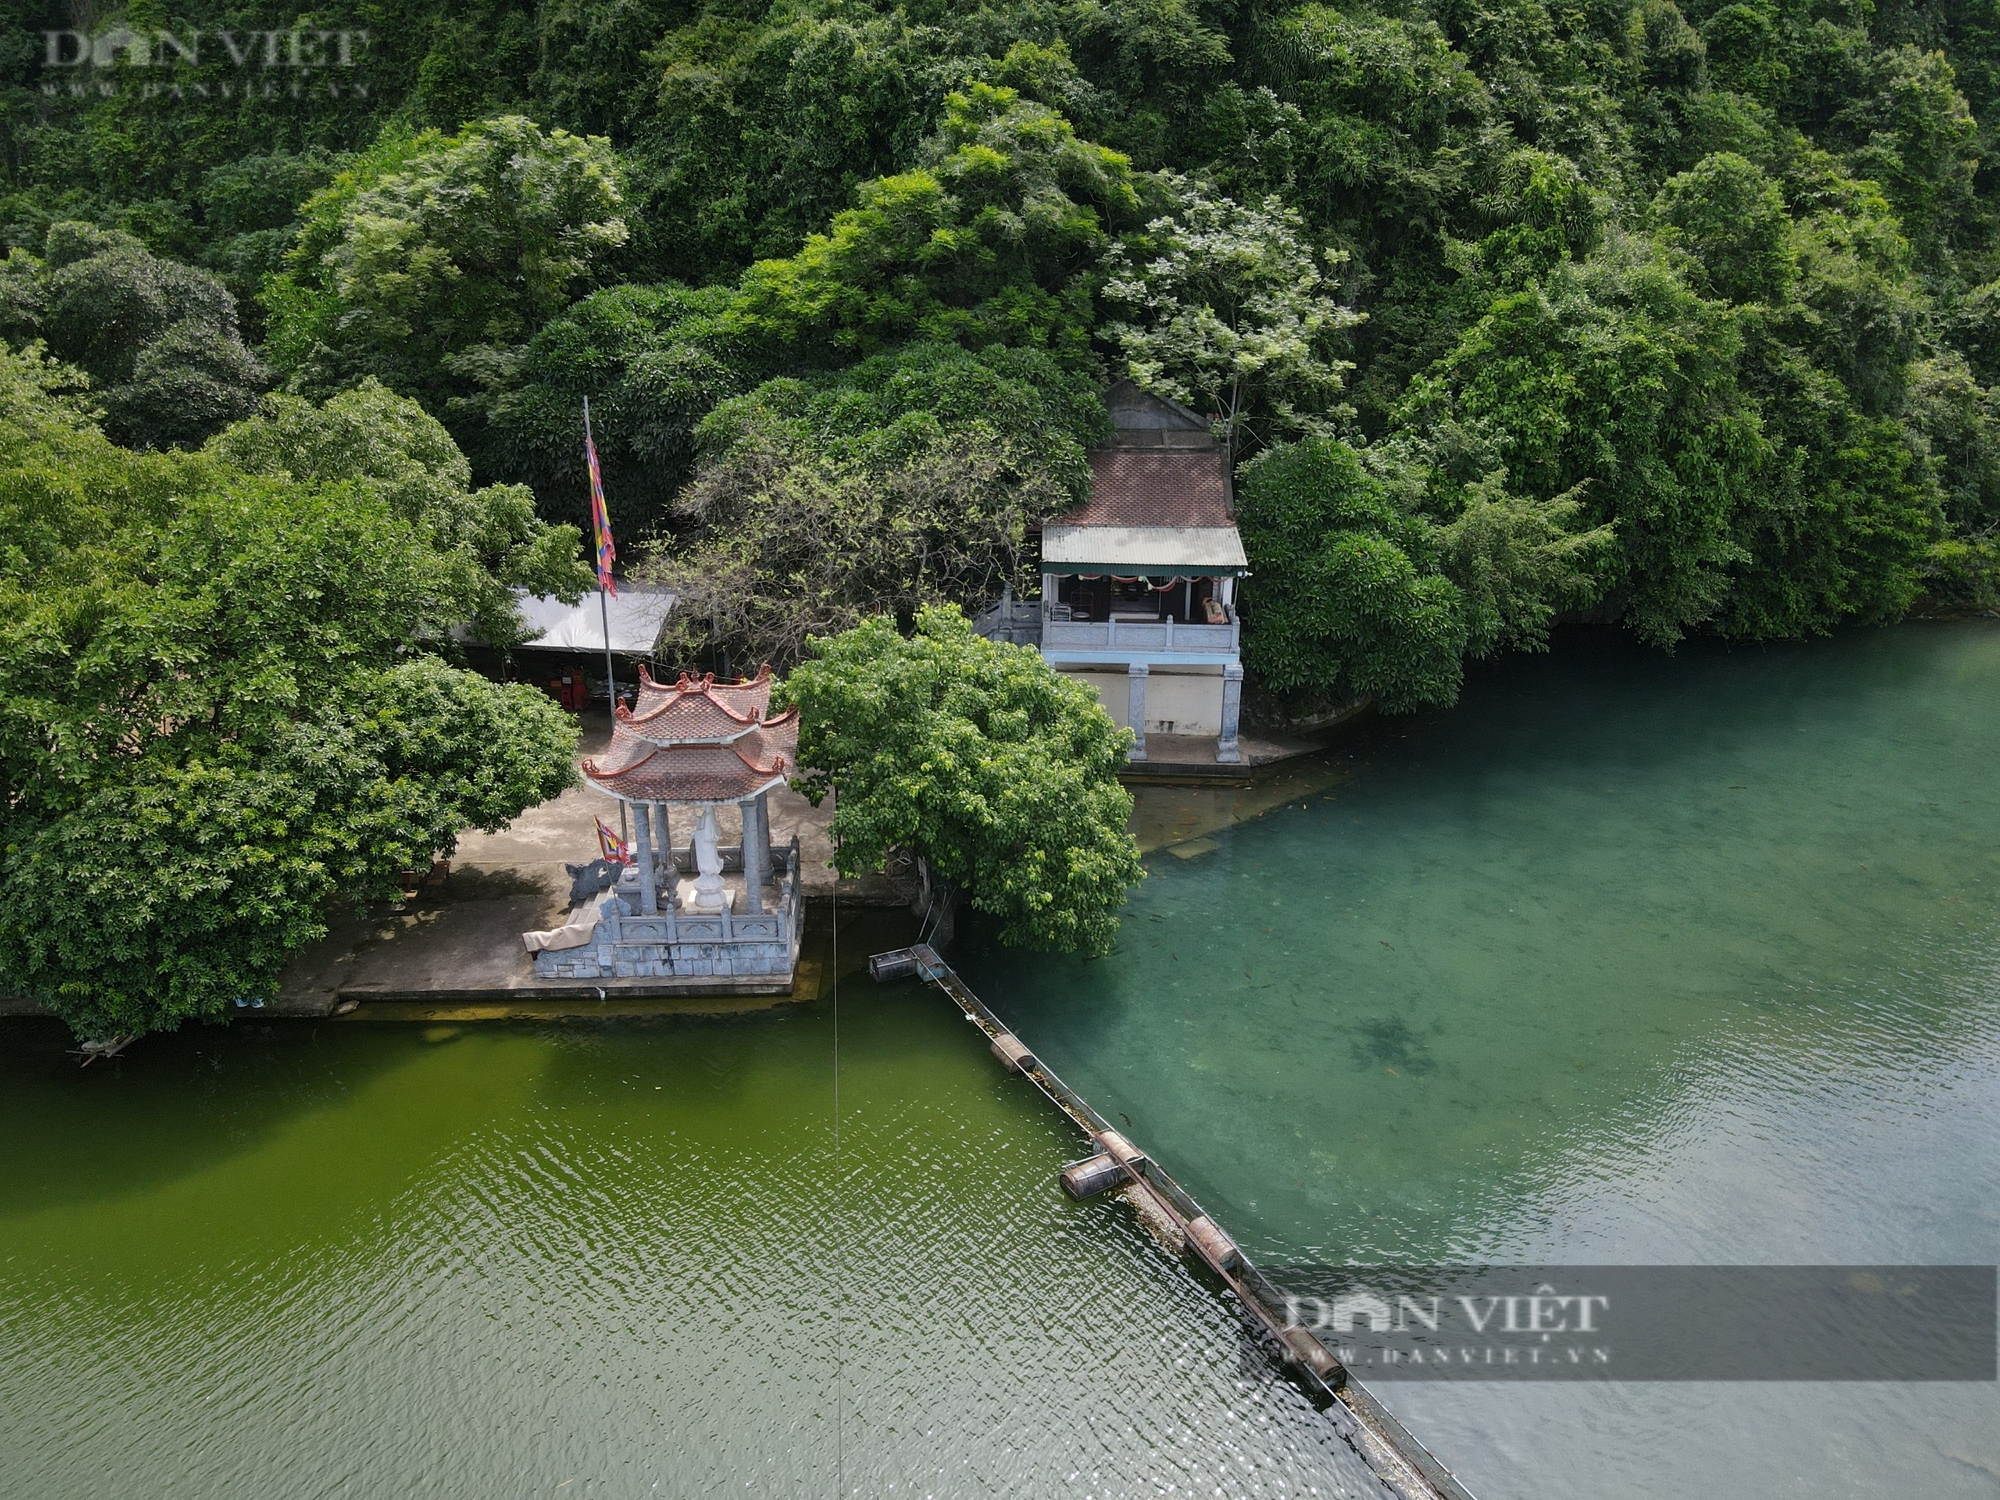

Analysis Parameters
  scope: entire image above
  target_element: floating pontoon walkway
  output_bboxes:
[868,944,1476,1500]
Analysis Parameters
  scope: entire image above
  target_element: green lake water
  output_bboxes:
[5,621,1999,1498]
[0,959,1387,1498]
[967,620,2000,1499]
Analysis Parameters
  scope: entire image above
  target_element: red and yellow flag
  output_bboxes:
[584,400,616,596]
[596,817,631,864]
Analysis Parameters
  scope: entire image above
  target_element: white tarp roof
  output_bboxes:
[511,586,676,653]
[1041,524,1248,575]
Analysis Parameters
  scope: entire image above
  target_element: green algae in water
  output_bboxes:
[0,981,1390,1498]
[966,622,2000,1500]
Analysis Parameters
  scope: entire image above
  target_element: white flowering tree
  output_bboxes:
[1101,175,1362,452]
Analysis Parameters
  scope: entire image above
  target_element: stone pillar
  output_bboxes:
[1217,663,1245,764]
[630,798,659,915]
[651,802,677,908]
[742,793,767,915]
[1126,663,1149,762]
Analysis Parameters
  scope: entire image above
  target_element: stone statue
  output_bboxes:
[691,806,726,910]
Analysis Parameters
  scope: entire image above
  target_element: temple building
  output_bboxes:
[1033,381,1248,763]
[523,666,805,986]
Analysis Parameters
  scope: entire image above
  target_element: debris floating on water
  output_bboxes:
[68,1035,134,1067]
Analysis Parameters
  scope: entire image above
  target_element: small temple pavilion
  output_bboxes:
[525,666,805,986]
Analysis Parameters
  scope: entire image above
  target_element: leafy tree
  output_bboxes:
[1776,155,1927,418]
[0,349,581,1036]
[457,282,752,537]
[732,84,1142,362]
[1904,352,2000,606]
[1,661,577,1039]
[1712,153,1943,634]
[208,379,593,647]
[1100,174,1362,451]
[632,9,972,276]
[1432,471,1614,656]
[264,116,628,416]
[196,150,346,341]
[781,606,1141,957]
[646,342,1100,669]
[1654,153,1797,304]
[1235,437,1468,711]
[0,222,266,448]
[1722,317,1939,636]
[1833,43,1977,267]
[1398,230,1766,646]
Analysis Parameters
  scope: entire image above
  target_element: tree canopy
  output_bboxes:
[1102,174,1360,451]
[0,222,266,449]
[263,116,629,421]
[0,351,581,1036]
[9,0,1986,670]
[781,607,1142,957]
[645,341,1101,669]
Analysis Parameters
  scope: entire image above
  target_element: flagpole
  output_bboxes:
[584,395,627,843]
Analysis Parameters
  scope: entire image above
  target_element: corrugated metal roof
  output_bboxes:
[1041,524,1248,574]
[511,586,676,653]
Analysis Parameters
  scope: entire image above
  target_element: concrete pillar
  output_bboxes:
[759,790,774,877]
[1218,663,1244,765]
[1126,663,1149,762]
[630,798,659,915]
[742,793,767,914]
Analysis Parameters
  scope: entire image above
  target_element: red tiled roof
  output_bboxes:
[1054,450,1233,529]
[628,665,775,731]
[581,713,799,803]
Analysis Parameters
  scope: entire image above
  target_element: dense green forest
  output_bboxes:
[4,0,1998,709]
[3,0,1996,1028]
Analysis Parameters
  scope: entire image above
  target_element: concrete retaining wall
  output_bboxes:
[1064,666,1226,736]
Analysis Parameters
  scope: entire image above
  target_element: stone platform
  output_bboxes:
[1120,731,1318,782]
[265,711,906,1017]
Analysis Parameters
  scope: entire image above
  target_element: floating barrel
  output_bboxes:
[1095,1129,1147,1169]
[1060,1152,1130,1199]
[868,950,918,982]
[1281,1326,1345,1382]
[989,1032,1036,1073]
[1184,1214,1242,1273]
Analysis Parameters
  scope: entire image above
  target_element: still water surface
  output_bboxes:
[970,621,2000,1498]
[0,971,1386,1497]
[5,623,1998,1498]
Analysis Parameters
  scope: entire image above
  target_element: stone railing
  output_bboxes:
[971,593,1045,647]
[533,836,805,981]
[1040,614,1239,656]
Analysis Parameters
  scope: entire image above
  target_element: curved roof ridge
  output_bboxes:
[579,738,663,779]
[627,687,761,728]
[729,739,790,777]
